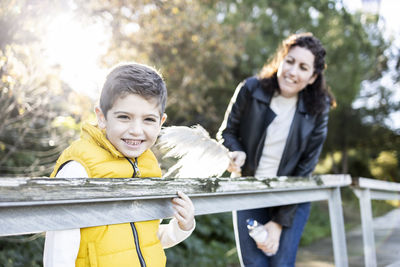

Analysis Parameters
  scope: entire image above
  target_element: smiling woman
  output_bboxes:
[217,33,335,267]
[42,12,110,98]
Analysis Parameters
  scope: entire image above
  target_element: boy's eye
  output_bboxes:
[117,115,130,120]
[145,117,157,122]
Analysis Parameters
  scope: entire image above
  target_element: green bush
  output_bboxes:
[0,234,44,267]
[165,213,239,266]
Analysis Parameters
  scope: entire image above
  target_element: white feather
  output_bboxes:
[157,125,230,178]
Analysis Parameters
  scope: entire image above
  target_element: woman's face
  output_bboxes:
[277,46,317,98]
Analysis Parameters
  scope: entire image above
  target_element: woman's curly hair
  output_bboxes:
[259,32,335,115]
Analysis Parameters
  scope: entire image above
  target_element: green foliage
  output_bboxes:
[301,202,332,246]
[76,0,241,132]
[165,213,239,266]
[0,1,94,177]
[0,43,85,177]
[0,235,44,267]
[370,151,399,182]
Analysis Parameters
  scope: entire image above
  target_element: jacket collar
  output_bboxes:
[81,122,125,158]
[252,83,308,115]
[252,86,272,105]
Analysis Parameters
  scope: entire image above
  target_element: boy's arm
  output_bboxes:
[158,218,196,249]
[44,229,81,267]
[43,161,85,267]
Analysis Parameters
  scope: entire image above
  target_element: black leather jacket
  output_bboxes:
[217,77,330,227]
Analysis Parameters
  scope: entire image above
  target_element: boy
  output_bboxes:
[43,63,195,267]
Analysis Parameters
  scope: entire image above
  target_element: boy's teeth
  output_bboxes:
[125,139,141,145]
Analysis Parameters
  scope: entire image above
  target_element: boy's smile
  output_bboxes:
[96,94,166,158]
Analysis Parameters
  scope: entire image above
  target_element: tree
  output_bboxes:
[0,2,91,264]
[75,0,244,132]
[0,0,91,178]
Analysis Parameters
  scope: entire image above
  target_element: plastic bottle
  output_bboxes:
[246,218,274,256]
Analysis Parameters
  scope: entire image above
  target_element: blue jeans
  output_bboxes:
[233,202,311,267]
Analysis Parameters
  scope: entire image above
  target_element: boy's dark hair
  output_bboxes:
[100,63,167,116]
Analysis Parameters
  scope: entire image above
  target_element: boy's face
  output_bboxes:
[96,94,166,158]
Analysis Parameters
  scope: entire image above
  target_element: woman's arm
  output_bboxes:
[217,79,253,173]
[217,80,250,152]
[43,161,85,267]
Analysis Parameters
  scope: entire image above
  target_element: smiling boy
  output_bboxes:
[43,63,195,267]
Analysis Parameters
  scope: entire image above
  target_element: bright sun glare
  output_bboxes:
[43,13,110,99]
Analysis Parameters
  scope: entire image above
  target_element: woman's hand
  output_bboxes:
[227,151,246,174]
[256,221,282,256]
[172,191,195,231]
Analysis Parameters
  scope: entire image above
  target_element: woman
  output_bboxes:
[217,33,335,266]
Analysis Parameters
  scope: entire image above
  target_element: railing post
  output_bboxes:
[351,177,400,267]
[358,188,377,267]
[328,187,348,267]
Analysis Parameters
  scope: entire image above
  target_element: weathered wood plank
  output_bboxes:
[0,175,351,236]
[353,177,400,192]
[0,175,349,205]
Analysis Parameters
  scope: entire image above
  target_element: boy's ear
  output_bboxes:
[95,106,107,129]
[160,113,167,126]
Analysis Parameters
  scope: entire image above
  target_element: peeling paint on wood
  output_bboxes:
[0,175,350,205]
[0,174,352,236]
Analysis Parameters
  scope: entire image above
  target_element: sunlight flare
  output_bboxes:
[42,13,110,98]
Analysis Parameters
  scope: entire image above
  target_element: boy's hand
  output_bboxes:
[172,191,195,231]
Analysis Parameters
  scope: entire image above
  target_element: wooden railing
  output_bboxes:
[351,177,400,267]
[0,174,361,267]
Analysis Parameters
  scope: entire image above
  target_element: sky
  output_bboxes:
[344,0,400,37]
[378,0,400,130]
[42,11,110,100]
[344,0,400,130]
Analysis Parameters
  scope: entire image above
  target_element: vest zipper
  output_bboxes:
[130,222,146,267]
[126,157,140,178]
[126,157,146,267]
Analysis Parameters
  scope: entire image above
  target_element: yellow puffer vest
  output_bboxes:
[50,123,166,267]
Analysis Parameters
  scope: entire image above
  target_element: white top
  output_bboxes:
[255,94,298,178]
[43,161,195,267]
